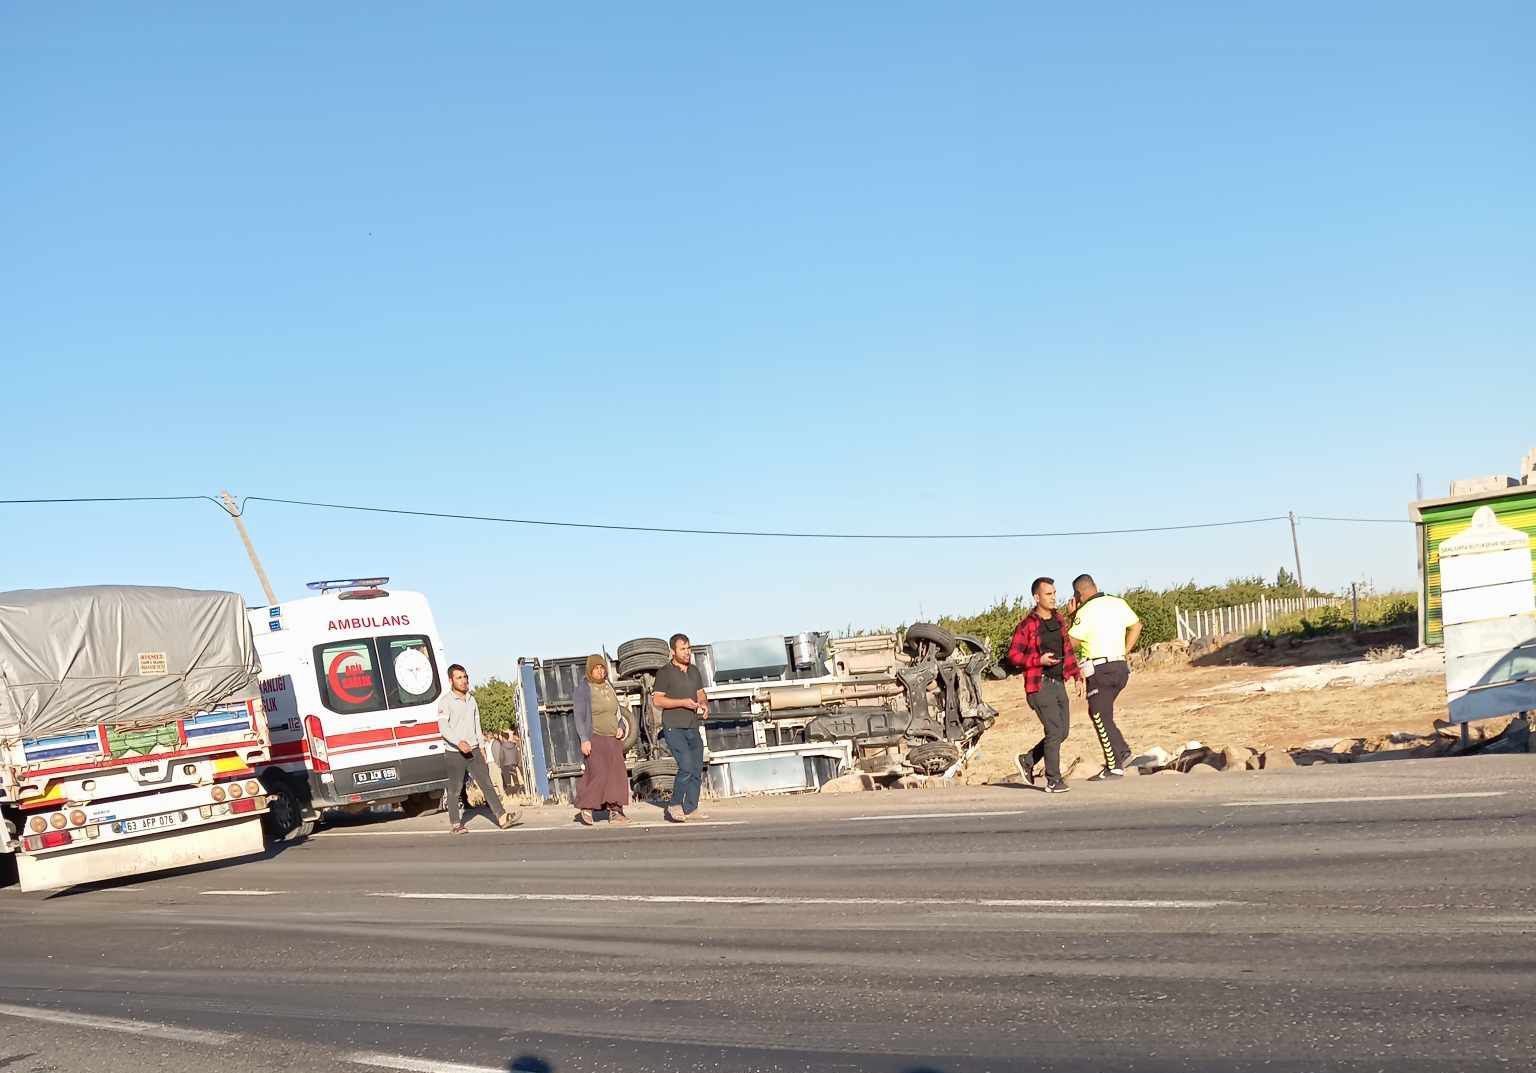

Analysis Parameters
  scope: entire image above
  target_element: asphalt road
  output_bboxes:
[2,754,1533,1073]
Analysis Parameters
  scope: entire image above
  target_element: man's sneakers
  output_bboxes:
[1085,766,1126,781]
[1044,778,1069,794]
[1015,753,1037,787]
[664,806,687,823]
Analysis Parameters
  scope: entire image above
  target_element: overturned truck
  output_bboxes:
[518,623,1003,802]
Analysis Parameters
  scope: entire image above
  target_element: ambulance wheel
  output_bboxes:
[400,791,441,818]
[262,785,308,843]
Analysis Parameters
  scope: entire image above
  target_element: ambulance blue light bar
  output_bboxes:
[306,577,391,593]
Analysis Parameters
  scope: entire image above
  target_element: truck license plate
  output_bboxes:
[119,813,183,835]
[354,767,398,785]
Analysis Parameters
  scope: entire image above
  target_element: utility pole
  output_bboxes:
[1288,511,1306,595]
[1416,473,1424,500]
[220,490,278,605]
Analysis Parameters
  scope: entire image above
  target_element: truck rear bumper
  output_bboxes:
[15,814,266,892]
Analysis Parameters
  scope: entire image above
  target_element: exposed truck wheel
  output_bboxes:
[903,623,957,659]
[632,757,679,779]
[953,633,991,656]
[634,775,675,801]
[618,651,668,679]
[616,712,640,752]
[617,637,671,662]
[907,740,962,775]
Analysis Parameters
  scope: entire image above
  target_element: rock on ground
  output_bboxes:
[1260,747,1295,770]
[820,773,875,794]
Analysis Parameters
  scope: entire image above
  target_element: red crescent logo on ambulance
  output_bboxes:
[327,650,374,705]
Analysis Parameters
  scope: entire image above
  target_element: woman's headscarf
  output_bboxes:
[585,653,607,684]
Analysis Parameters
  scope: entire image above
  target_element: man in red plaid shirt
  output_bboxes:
[1007,577,1081,794]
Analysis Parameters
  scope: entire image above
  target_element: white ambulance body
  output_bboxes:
[248,579,451,833]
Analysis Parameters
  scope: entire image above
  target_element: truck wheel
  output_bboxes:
[953,633,992,657]
[617,637,671,661]
[632,756,679,780]
[618,651,668,679]
[635,774,674,801]
[903,623,957,659]
[907,740,962,775]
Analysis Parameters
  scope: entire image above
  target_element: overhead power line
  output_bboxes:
[0,494,1415,539]
[1297,514,1410,525]
[0,495,222,508]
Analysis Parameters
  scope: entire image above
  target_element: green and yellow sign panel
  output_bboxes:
[1418,489,1536,645]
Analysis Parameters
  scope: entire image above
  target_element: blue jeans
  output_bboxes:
[661,725,705,814]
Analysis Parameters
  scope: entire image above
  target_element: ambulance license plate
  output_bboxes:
[354,767,398,785]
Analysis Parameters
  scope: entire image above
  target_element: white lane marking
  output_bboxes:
[312,820,745,837]
[847,810,1031,822]
[1223,792,1507,807]
[345,1052,505,1073]
[200,889,286,896]
[0,1001,238,1045]
[368,891,1232,910]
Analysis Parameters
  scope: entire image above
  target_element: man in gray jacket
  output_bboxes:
[437,663,520,833]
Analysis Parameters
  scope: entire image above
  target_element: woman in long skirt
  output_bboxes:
[573,654,631,826]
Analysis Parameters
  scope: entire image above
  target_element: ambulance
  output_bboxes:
[248,578,451,837]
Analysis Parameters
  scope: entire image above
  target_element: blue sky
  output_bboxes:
[3,3,1532,679]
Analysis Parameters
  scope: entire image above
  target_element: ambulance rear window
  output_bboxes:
[314,640,386,716]
[378,634,442,708]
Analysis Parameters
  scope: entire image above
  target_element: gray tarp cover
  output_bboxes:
[0,586,260,741]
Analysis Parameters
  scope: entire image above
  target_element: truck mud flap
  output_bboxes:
[15,816,266,893]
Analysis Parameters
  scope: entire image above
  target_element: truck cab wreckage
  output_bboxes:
[517,623,1004,801]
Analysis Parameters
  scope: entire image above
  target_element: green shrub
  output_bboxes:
[926,578,1413,656]
[938,596,1030,663]
[1123,587,1176,647]
[473,676,519,734]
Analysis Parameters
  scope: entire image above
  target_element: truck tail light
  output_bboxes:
[210,786,226,802]
[23,831,73,851]
[231,798,257,814]
[244,780,261,795]
[305,715,330,772]
[27,815,47,835]
[228,783,244,799]
[48,813,67,830]
[68,810,87,827]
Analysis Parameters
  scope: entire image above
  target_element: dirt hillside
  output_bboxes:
[970,641,1447,783]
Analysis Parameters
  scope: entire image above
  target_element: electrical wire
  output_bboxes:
[0,495,1417,538]
[1297,515,1412,525]
[240,495,1289,540]
[0,495,224,508]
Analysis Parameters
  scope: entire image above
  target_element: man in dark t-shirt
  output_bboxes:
[651,633,709,823]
